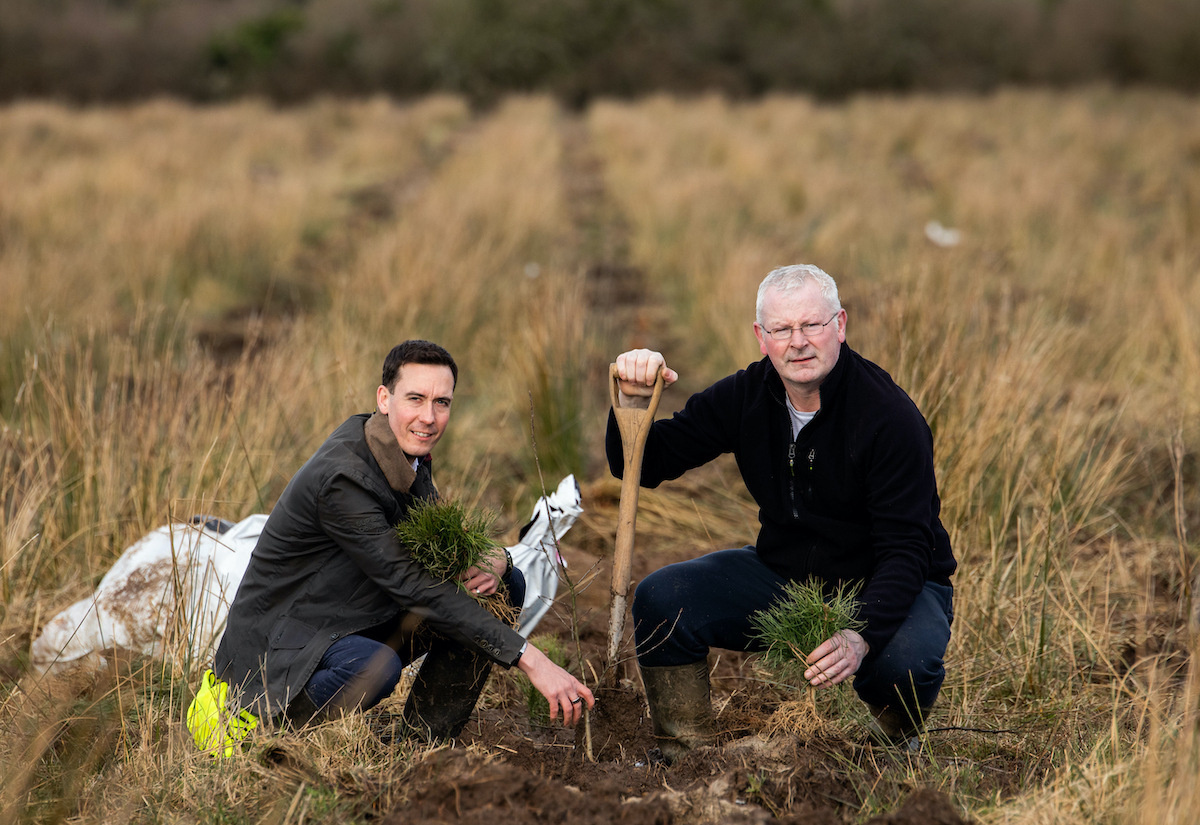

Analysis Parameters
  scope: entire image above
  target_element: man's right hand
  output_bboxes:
[614,349,678,408]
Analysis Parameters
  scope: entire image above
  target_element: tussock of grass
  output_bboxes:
[395,499,519,628]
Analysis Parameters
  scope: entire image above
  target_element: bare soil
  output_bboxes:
[382,676,974,825]
[374,531,977,825]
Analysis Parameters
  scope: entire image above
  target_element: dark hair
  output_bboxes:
[381,340,458,391]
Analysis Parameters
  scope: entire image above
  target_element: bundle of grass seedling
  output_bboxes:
[751,578,866,736]
[395,498,516,624]
[751,577,866,687]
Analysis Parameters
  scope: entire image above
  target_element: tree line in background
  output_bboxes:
[2,0,1198,105]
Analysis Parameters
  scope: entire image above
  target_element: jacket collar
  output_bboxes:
[816,340,852,406]
[364,411,422,492]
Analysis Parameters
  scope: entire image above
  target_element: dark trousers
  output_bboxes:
[301,570,526,717]
[631,547,952,711]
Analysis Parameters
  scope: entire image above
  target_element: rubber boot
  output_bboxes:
[401,637,494,742]
[640,660,716,764]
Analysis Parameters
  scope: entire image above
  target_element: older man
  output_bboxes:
[212,340,592,743]
[610,265,955,759]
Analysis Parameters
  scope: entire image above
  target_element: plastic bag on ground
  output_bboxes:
[510,474,581,637]
[31,514,267,675]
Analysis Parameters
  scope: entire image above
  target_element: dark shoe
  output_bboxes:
[640,660,716,764]
[367,708,407,746]
[865,703,928,752]
[283,689,331,726]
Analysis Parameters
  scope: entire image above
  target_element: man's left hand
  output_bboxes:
[804,629,868,688]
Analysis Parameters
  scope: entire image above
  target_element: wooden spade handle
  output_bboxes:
[606,363,665,672]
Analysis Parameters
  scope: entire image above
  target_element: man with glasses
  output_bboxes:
[610,264,955,760]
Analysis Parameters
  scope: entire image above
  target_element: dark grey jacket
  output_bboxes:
[214,412,525,720]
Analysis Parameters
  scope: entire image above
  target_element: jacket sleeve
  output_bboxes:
[855,409,940,654]
[607,372,745,486]
[316,470,526,667]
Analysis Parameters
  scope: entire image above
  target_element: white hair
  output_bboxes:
[755,264,841,326]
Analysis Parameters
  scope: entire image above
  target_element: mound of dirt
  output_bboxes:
[573,684,658,763]
[392,731,972,824]
[863,788,971,825]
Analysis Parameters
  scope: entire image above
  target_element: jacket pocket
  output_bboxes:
[269,617,318,650]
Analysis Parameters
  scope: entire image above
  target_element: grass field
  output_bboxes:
[0,87,1198,823]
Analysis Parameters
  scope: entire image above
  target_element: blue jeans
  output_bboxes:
[303,569,526,714]
[631,547,952,711]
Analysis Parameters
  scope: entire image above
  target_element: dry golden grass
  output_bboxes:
[0,87,1197,823]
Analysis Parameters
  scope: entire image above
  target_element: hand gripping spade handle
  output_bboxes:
[605,362,665,675]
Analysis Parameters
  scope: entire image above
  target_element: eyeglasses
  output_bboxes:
[763,312,839,341]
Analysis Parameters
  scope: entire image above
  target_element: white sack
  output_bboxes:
[31,514,266,675]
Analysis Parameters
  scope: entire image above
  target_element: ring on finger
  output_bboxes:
[570,697,582,704]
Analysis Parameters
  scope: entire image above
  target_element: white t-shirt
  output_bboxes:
[786,396,817,440]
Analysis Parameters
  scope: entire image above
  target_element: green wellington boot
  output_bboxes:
[639,660,717,763]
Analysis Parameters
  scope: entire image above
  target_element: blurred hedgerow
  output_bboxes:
[751,578,865,686]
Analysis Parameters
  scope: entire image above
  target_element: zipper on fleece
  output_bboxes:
[787,443,817,520]
[787,442,799,519]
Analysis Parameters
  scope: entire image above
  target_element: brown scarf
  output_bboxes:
[364,411,420,493]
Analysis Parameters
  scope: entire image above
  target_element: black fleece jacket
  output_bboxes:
[606,343,956,655]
